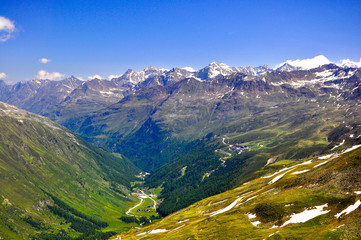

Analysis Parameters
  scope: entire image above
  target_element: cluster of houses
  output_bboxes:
[135,172,150,180]
[137,209,156,213]
[229,144,249,154]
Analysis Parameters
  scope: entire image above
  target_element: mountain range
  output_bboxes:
[1,56,361,239]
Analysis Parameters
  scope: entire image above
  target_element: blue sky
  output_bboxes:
[1,0,361,83]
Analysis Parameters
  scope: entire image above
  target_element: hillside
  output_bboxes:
[114,143,361,240]
[0,102,140,239]
[69,64,361,171]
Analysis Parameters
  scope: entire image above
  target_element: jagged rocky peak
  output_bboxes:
[113,66,164,85]
[168,67,195,76]
[144,65,160,72]
[238,64,272,75]
[196,61,237,80]
[276,63,300,72]
[143,65,163,78]
[67,75,80,81]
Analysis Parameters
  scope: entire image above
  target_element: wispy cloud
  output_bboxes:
[0,72,7,79]
[88,74,103,80]
[182,67,196,72]
[39,58,51,64]
[0,16,16,42]
[108,74,122,80]
[36,70,64,80]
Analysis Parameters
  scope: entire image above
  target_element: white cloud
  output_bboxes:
[36,70,64,80]
[39,58,51,64]
[108,74,122,80]
[276,55,331,70]
[0,72,7,79]
[88,74,103,80]
[0,16,16,42]
[76,76,85,81]
[182,67,196,72]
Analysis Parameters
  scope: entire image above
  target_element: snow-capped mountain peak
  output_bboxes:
[144,66,159,72]
[237,65,272,75]
[197,62,236,79]
[339,58,361,68]
[276,63,300,72]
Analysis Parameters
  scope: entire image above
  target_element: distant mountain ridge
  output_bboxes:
[0,56,358,123]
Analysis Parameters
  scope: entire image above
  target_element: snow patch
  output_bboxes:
[335,200,361,218]
[331,139,345,150]
[291,170,309,175]
[251,221,261,226]
[169,224,186,232]
[313,160,330,168]
[177,219,189,224]
[246,213,257,219]
[261,166,296,179]
[277,204,330,228]
[336,224,345,229]
[99,91,114,95]
[342,145,361,154]
[266,161,312,184]
[315,70,334,77]
[245,195,258,203]
[318,153,335,160]
[268,171,290,184]
[298,160,313,165]
[149,229,168,234]
[209,197,243,216]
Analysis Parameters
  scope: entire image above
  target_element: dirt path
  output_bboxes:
[126,197,144,216]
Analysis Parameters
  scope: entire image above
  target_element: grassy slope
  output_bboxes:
[144,98,358,216]
[0,102,139,239]
[114,144,361,240]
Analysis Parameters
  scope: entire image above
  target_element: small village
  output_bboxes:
[229,144,249,154]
